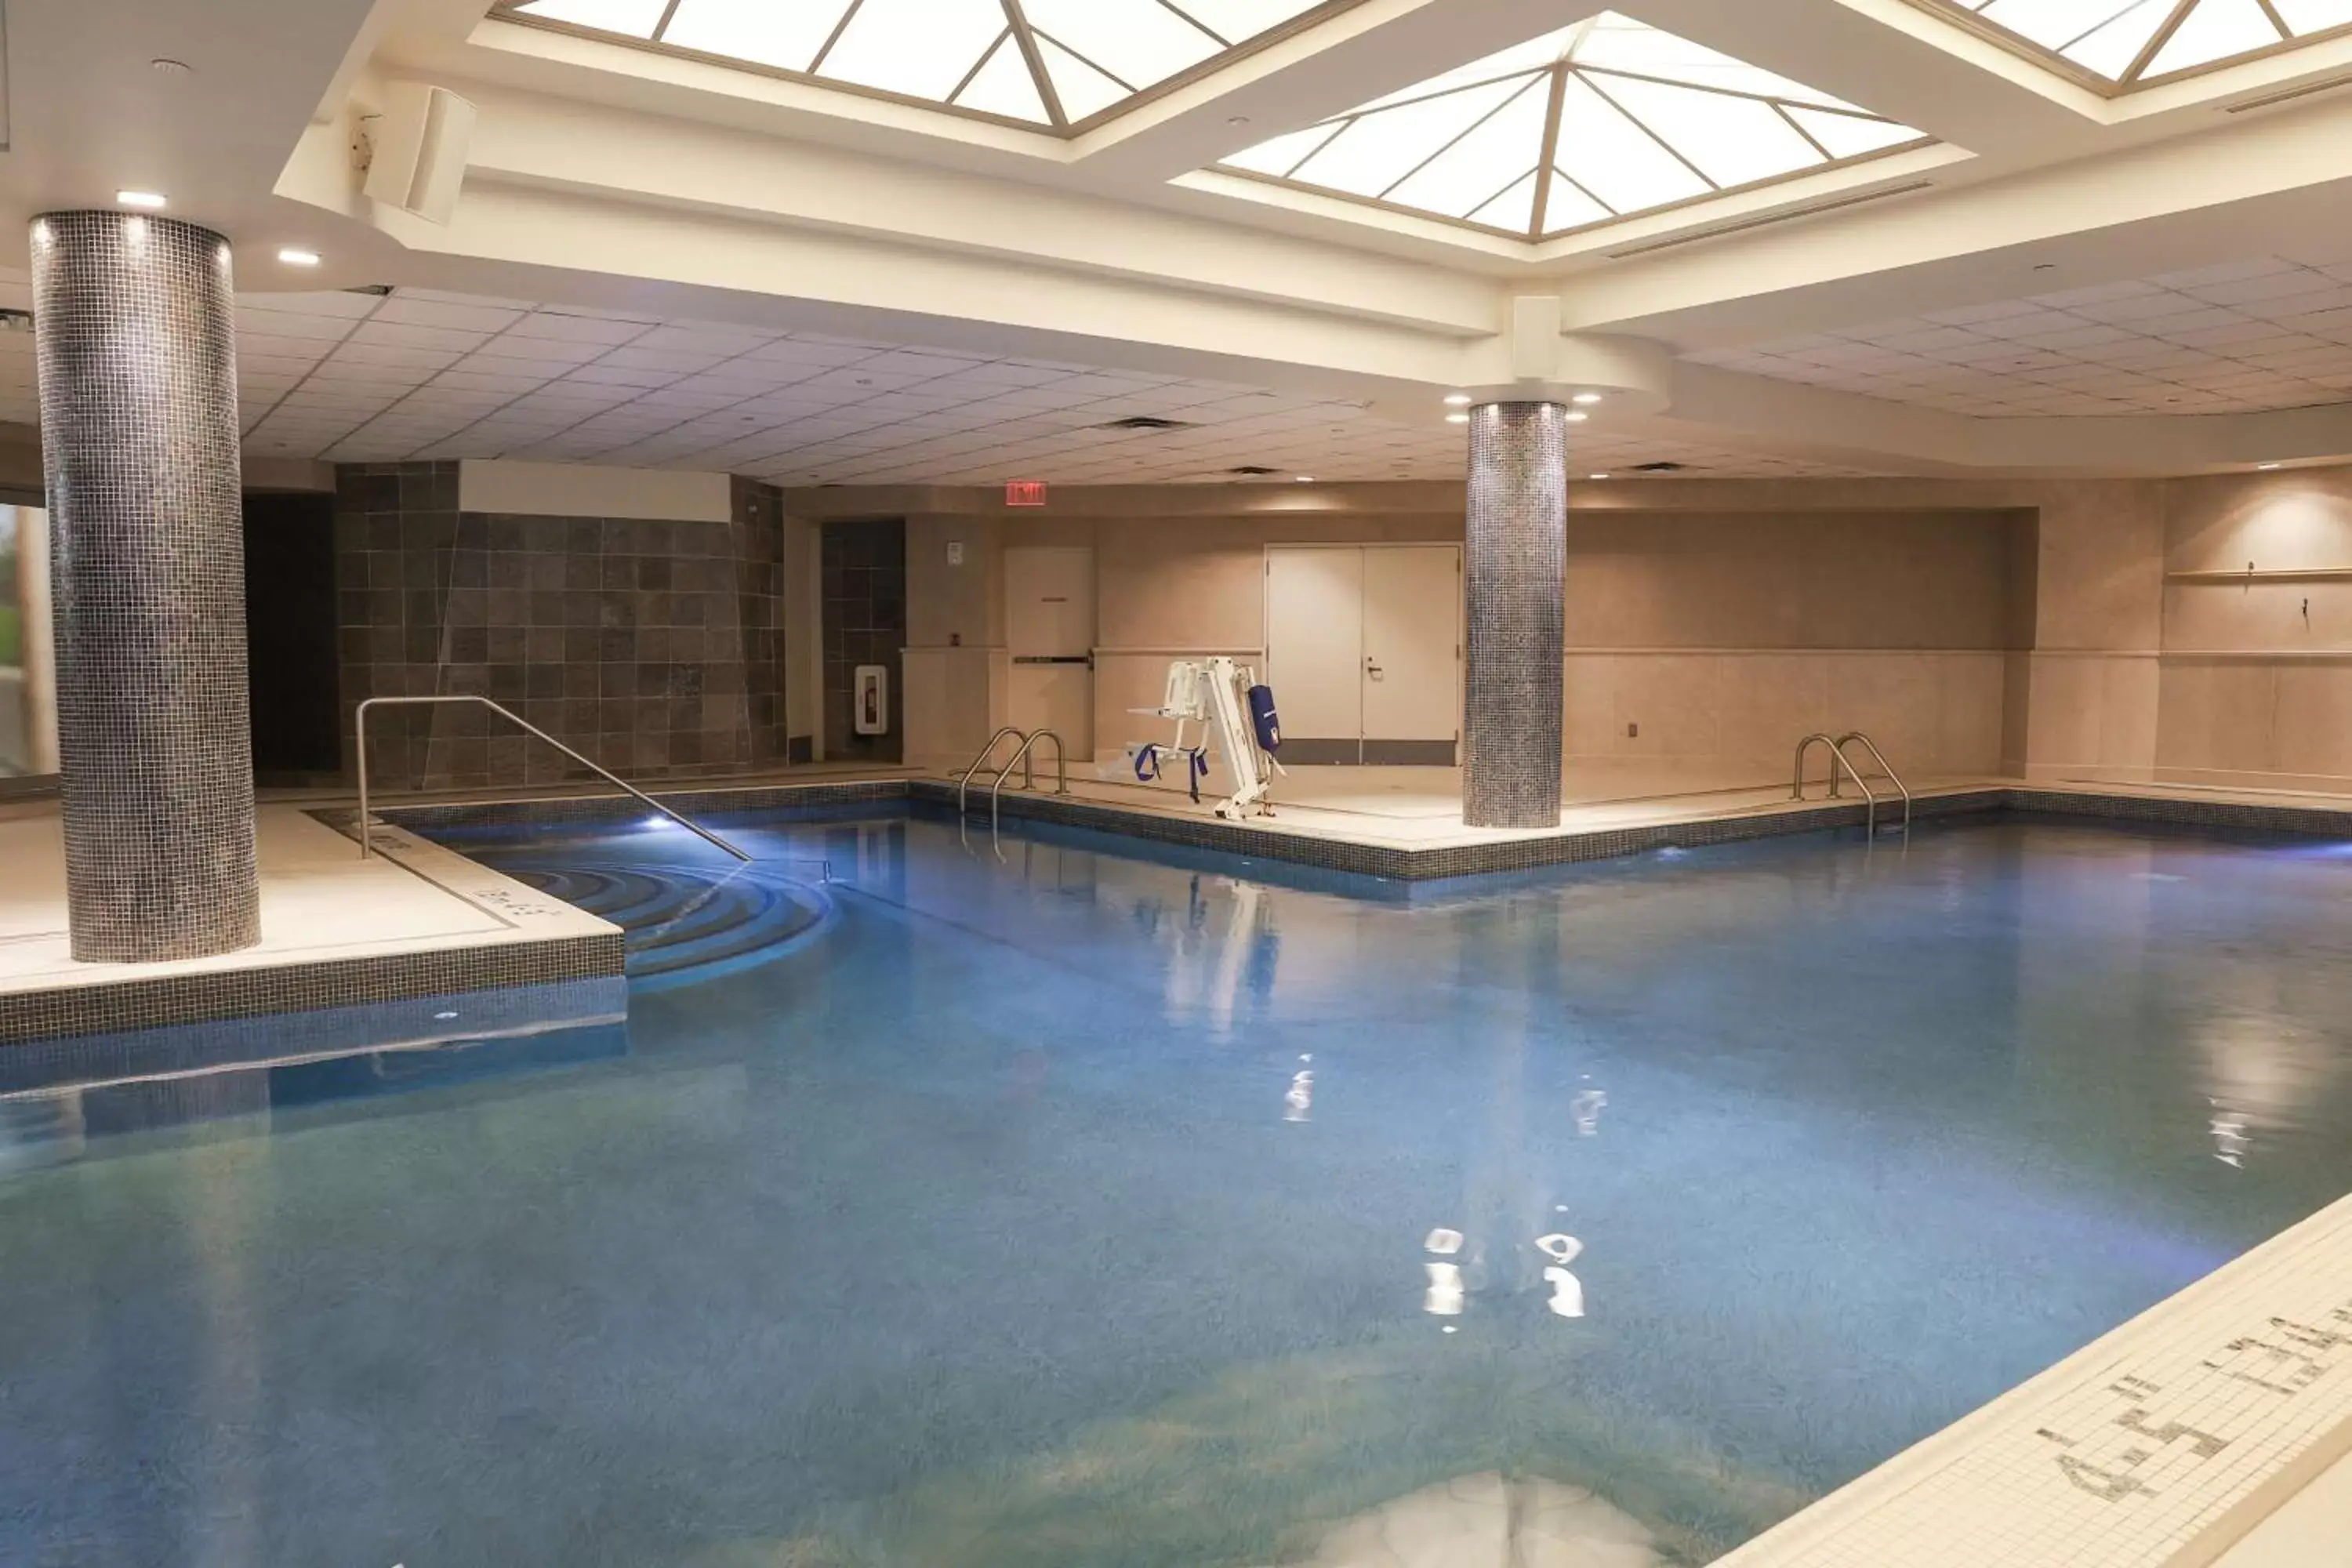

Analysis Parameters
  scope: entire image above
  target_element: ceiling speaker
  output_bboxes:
[363,83,477,226]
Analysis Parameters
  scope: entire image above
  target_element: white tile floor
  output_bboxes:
[0,804,611,996]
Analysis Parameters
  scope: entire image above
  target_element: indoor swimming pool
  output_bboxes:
[6,806,2352,1566]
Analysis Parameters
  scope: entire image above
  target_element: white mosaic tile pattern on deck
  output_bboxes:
[1715,1191,2352,1568]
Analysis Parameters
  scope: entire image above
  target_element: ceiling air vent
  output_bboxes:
[2225,72,2352,113]
[342,284,394,297]
[1226,465,1279,476]
[1098,416,1192,431]
[1629,461,1690,473]
[1605,181,1934,260]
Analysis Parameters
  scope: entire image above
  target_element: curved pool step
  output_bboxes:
[506,862,837,985]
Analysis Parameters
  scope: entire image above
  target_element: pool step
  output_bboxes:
[506,862,835,983]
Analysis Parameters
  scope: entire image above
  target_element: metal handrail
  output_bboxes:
[1834,731,1912,839]
[354,695,751,862]
[957,727,1030,815]
[1791,731,1881,839]
[990,729,1069,831]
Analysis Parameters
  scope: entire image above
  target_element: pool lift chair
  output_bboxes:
[1126,657,1286,820]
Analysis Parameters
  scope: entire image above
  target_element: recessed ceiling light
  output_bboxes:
[2258,462,2283,470]
[1565,411,1588,423]
[1571,392,1602,405]
[1588,472,1610,480]
[1443,393,1472,406]
[276,248,321,267]
[1294,475,1315,483]
[1445,412,1469,424]
[115,190,168,209]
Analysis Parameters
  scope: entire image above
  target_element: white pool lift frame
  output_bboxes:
[1127,656,1284,820]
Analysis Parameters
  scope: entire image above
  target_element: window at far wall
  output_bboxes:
[0,504,60,782]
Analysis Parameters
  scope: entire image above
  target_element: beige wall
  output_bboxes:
[887,499,2033,783]
[794,463,2352,797]
[2156,469,2352,793]
[2019,481,2165,785]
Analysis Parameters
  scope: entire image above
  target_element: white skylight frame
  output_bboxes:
[1213,13,1933,244]
[1912,0,2352,92]
[492,0,1368,132]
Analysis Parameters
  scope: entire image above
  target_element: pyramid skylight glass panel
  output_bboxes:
[495,0,1356,129]
[1216,13,1930,241]
[1922,0,2352,86]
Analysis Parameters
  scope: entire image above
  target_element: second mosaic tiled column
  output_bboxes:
[1462,401,1567,830]
[31,211,260,961]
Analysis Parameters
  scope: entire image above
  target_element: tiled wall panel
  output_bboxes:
[334,463,791,791]
[1462,402,1567,829]
[31,212,260,961]
[821,518,906,764]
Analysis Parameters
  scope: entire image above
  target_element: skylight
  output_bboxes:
[1215,13,1930,241]
[494,0,1357,129]
[1922,0,2352,87]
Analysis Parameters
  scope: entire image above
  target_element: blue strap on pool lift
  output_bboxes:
[1133,742,1209,801]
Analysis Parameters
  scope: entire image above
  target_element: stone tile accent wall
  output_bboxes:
[822,518,906,764]
[30,211,260,962]
[334,463,791,791]
[1463,401,1568,829]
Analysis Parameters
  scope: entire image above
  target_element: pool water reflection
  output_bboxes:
[4,808,2352,1567]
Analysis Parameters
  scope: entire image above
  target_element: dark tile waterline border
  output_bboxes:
[0,935,627,1049]
[370,777,2352,880]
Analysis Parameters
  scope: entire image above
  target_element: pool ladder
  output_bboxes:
[1792,731,1912,840]
[956,727,1071,832]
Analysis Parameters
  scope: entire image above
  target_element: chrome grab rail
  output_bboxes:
[354,695,752,862]
[1791,731,1882,840]
[957,727,1030,815]
[990,729,1069,831]
[1833,731,1912,840]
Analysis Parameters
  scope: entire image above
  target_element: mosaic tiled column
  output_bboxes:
[31,211,260,962]
[1462,401,1567,829]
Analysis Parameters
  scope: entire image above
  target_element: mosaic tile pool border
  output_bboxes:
[371,779,2352,880]
[0,978,629,1097]
[0,933,626,1047]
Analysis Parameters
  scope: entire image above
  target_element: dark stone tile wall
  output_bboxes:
[333,463,792,792]
[245,490,343,782]
[821,519,906,765]
[1462,401,1568,830]
[31,211,261,962]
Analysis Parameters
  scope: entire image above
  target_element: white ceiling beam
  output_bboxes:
[1563,86,2352,347]
[417,78,1504,340]
[369,177,1508,414]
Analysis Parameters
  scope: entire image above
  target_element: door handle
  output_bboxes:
[1365,659,1385,681]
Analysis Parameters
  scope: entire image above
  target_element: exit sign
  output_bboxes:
[1005,479,1048,507]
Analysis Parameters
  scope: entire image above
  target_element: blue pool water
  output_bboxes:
[6,807,2352,1566]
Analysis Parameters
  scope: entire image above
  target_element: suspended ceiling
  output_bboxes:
[19,0,2352,482]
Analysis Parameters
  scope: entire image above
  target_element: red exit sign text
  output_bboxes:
[1005,480,1048,507]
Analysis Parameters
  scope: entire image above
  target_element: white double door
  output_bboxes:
[1265,545,1461,765]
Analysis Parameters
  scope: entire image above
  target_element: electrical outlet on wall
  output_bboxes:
[1628,721,1639,739]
